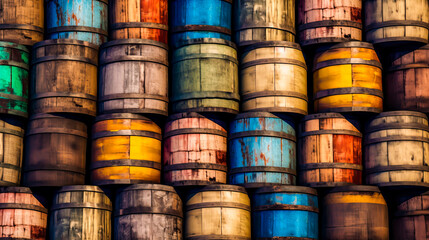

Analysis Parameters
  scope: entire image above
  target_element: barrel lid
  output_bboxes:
[241,41,302,53]
[0,186,32,194]
[56,185,105,194]
[118,184,177,193]
[301,113,352,121]
[328,185,381,193]
[195,184,247,194]
[372,110,428,120]
[33,39,99,50]
[255,185,317,195]
[316,41,375,52]
[95,113,153,122]
[101,39,168,51]
[0,41,30,53]
[175,38,237,50]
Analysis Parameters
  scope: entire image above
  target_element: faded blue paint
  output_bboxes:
[46,0,108,46]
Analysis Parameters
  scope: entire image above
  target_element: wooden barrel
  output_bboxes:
[313,41,383,114]
[0,0,43,46]
[31,39,98,117]
[253,186,318,239]
[321,185,389,240]
[0,42,29,118]
[170,0,232,47]
[91,113,162,185]
[297,0,362,46]
[50,185,112,240]
[392,191,429,240]
[298,113,362,187]
[114,184,183,240]
[364,0,429,46]
[364,111,429,188]
[172,39,239,114]
[385,45,429,113]
[109,0,168,43]
[234,0,295,47]
[0,187,47,239]
[240,42,308,115]
[229,112,296,188]
[46,0,108,46]
[163,112,227,186]
[23,113,87,187]
[99,39,169,116]
[185,184,251,239]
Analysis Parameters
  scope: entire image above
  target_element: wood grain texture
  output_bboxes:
[114,184,183,240]
[31,39,99,117]
[240,42,308,115]
[50,185,112,240]
[0,0,44,46]
[23,114,87,187]
[99,39,169,116]
[298,113,362,187]
[0,117,24,186]
[163,112,227,186]
[110,0,168,43]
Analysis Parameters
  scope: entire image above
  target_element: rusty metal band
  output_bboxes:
[173,106,239,115]
[92,130,161,140]
[99,108,168,116]
[33,39,99,50]
[173,53,238,65]
[319,41,375,50]
[314,58,382,71]
[256,238,314,240]
[242,41,302,52]
[0,92,28,103]
[234,112,287,119]
[299,129,362,138]
[375,111,427,118]
[101,39,168,50]
[300,162,362,171]
[187,236,249,240]
[164,128,227,138]
[26,128,87,138]
[90,159,161,170]
[394,210,429,217]
[115,206,183,218]
[0,187,32,193]
[317,107,382,114]
[32,55,98,66]
[253,204,319,213]
[236,23,296,34]
[57,185,104,193]
[31,92,97,101]
[23,164,85,174]
[196,184,246,193]
[100,55,169,66]
[365,165,429,174]
[0,109,27,118]
[47,26,108,36]
[365,123,429,133]
[163,163,227,172]
[0,23,44,33]
[365,20,429,32]
[388,63,429,71]
[110,22,168,31]
[298,20,362,31]
[99,93,169,102]
[51,202,112,211]
[0,42,29,53]
[240,58,307,70]
[0,203,47,214]
[230,166,297,175]
[371,37,428,45]
[241,91,308,101]
[245,107,308,116]
[300,37,362,46]
[172,25,231,35]
[93,179,160,185]
[229,130,296,142]
[0,180,23,186]
[167,180,226,186]
[176,38,237,49]
[314,87,383,99]
[187,202,251,211]
[0,60,29,70]
[0,163,21,171]
[171,91,240,102]
[364,136,429,145]
[254,185,317,195]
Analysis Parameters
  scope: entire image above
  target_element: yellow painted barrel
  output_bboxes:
[313,41,383,114]
[90,113,162,185]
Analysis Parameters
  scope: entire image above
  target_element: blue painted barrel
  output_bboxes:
[253,186,319,239]
[170,0,232,47]
[229,112,297,188]
[46,0,108,46]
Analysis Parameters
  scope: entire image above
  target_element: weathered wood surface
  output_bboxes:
[163,112,227,186]
[234,0,296,46]
[321,185,389,240]
[31,39,98,117]
[172,39,239,114]
[46,0,108,46]
[298,0,362,46]
[240,41,308,115]
[0,117,24,186]
[313,41,383,113]
[23,113,87,187]
[115,184,183,240]
[364,111,429,188]
[0,187,47,240]
[91,113,162,185]
[298,113,362,187]
[110,0,168,43]
[50,185,112,240]
[364,0,429,46]
[99,39,169,116]
[185,184,251,239]
[253,186,318,239]
[385,45,429,113]
[229,112,296,188]
[0,0,44,46]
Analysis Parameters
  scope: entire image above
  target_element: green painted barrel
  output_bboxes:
[172,38,239,115]
[0,42,29,118]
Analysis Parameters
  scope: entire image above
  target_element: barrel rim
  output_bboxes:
[33,39,99,50]
[0,186,32,194]
[174,38,237,49]
[241,41,302,53]
[167,112,213,121]
[254,185,318,195]
[118,184,177,193]
[371,111,428,119]
[194,184,247,194]
[0,41,30,53]
[233,112,293,121]
[301,113,355,121]
[315,41,375,52]
[28,113,88,124]
[328,185,381,193]
[100,39,169,50]
[56,185,105,193]
[94,113,154,122]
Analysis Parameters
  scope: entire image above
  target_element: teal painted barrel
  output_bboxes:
[253,186,319,239]
[46,0,108,46]
[229,112,297,187]
[0,42,29,118]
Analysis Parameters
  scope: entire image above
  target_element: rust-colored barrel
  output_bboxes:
[23,114,87,187]
[163,112,228,186]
